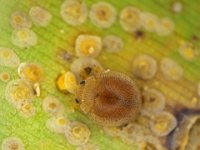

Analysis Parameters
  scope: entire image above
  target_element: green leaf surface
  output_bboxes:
[0,0,200,150]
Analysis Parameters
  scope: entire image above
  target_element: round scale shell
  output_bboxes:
[1,137,25,150]
[29,6,52,27]
[103,35,124,53]
[11,28,37,48]
[46,115,69,134]
[141,88,165,115]
[150,111,177,137]
[65,121,90,146]
[141,12,159,32]
[160,58,183,81]
[178,42,197,61]
[89,2,116,28]
[10,11,32,29]
[119,6,142,32]
[5,79,34,108]
[60,0,88,26]
[75,34,102,58]
[18,62,43,83]
[172,1,183,13]
[156,18,174,36]
[42,95,64,116]
[132,54,157,80]
[120,123,150,144]
[0,47,20,68]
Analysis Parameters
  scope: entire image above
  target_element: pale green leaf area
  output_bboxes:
[0,0,200,150]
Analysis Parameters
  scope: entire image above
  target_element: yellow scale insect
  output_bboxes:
[75,34,102,58]
[56,71,78,94]
[18,62,43,84]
